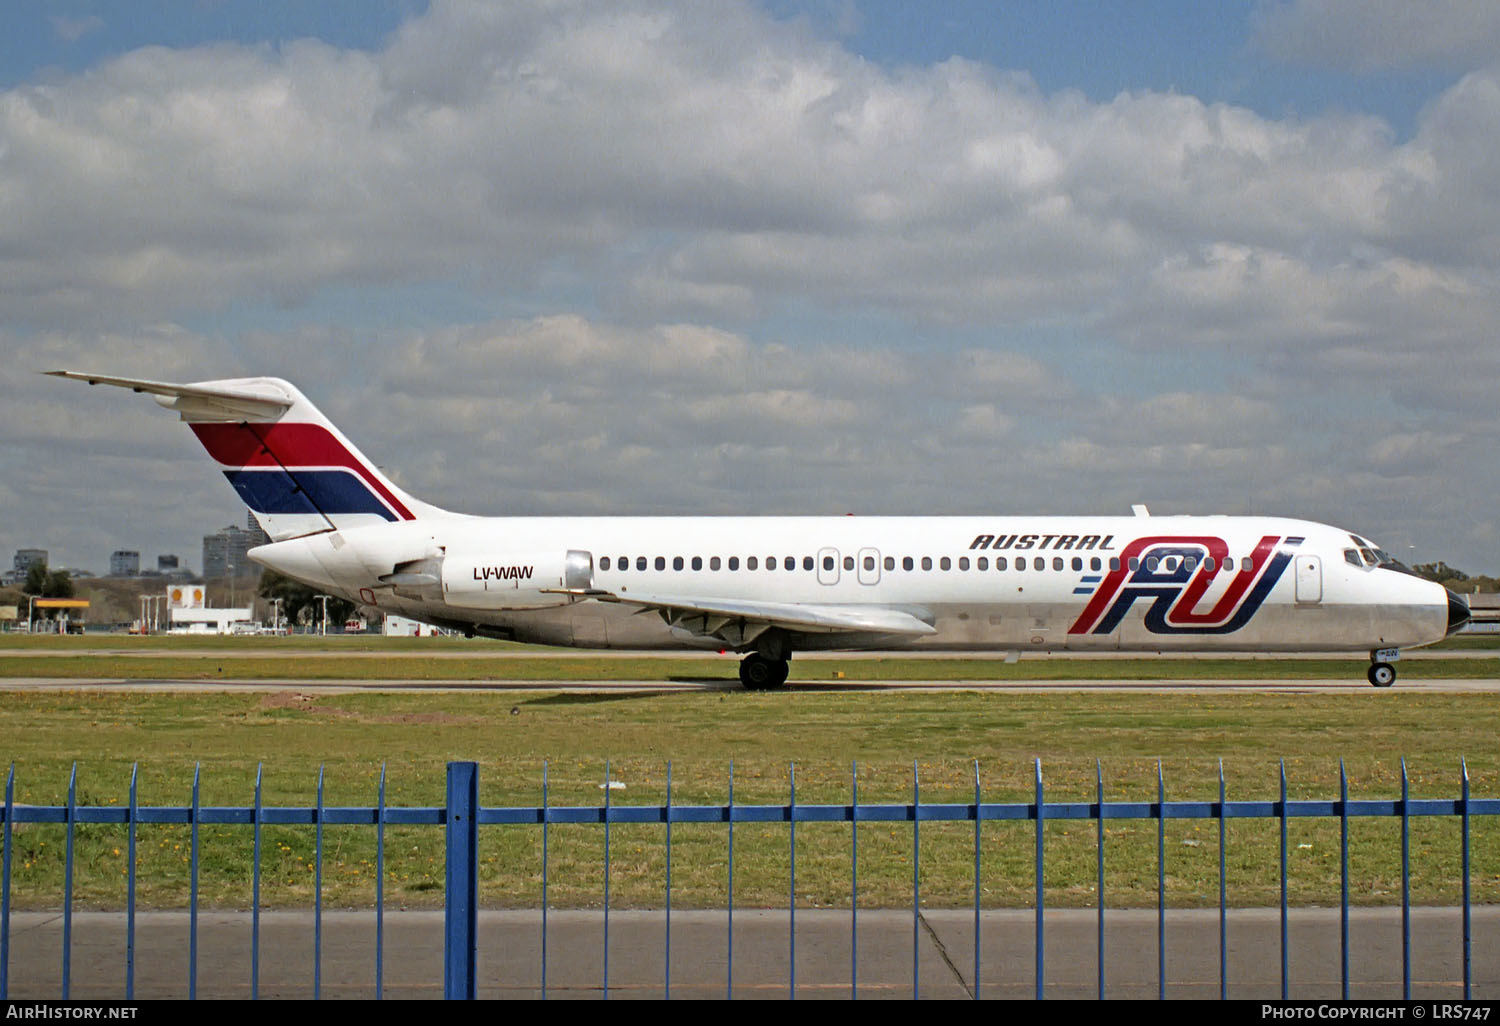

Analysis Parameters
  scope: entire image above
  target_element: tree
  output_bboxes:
[257,569,356,630]
[22,562,46,595]
[1413,561,1468,583]
[43,569,74,599]
[20,563,74,621]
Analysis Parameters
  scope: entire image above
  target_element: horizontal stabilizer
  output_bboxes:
[45,371,293,421]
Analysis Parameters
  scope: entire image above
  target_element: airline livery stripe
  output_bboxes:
[225,469,400,521]
[191,422,414,520]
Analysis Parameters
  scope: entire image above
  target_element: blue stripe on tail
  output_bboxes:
[224,469,398,521]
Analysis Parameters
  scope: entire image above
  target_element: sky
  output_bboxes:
[3,0,1499,575]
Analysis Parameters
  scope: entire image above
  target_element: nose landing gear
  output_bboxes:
[739,653,790,690]
[1367,660,1396,688]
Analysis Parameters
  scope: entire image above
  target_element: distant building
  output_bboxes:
[13,549,47,575]
[109,550,141,577]
[245,510,269,547]
[202,525,262,580]
[168,604,254,634]
[157,554,179,572]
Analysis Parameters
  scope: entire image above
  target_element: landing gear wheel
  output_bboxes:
[1367,662,1396,688]
[739,654,790,690]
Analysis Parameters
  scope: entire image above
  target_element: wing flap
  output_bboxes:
[550,587,937,638]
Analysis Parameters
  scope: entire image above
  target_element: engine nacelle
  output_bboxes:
[441,549,594,610]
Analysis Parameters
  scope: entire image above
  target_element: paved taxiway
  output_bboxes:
[5,907,1496,999]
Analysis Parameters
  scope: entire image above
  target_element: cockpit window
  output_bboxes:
[1348,535,1418,574]
[1344,549,1362,567]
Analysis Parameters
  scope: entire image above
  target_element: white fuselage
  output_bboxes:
[251,513,1455,654]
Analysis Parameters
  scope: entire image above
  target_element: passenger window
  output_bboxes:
[728,556,740,571]
[958,557,970,570]
[823,555,835,571]
[1034,557,1044,571]
[1146,557,1159,572]
[710,556,721,571]
[747,556,758,570]
[883,556,895,571]
[618,556,629,572]
[903,556,914,571]
[921,556,933,570]
[1242,556,1255,572]
[1090,557,1101,572]
[804,556,815,571]
[1184,557,1196,572]
[692,556,703,571]
[673,556,684,571]
[1204,557,1216,572]
[636,556,647,571]
[1053,557,1064,571]
[785,557,795,571]
[1109,557,1119,571]
[996,557,1008,570]
[1071,557,1083,571]
[600,557,611,571]
[864,556,876,571]
[767,556,777,570]
[654,556,665,571]
[940,557,951,571]
[843,555,854,571]
[977,557,988,571]
[1128,557,1139,572]
[1223,557,1234,571]
[1016,558,1026,572]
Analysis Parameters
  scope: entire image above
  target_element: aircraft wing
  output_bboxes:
[552,587,937,647]
[45,371,293,421]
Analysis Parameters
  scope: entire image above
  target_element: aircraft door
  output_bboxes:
[817,547,840,585]
[858,547,881,585]
[1294,555,1322,603]
[564,550,594,591]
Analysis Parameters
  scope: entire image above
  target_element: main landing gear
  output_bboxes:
[739,653,790,690]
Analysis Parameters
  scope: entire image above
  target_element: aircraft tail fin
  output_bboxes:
[48,372,446,541]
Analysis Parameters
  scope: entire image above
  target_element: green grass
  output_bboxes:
[1,688,1497,911]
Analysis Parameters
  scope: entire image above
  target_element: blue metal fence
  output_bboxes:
[0,759,1494,999]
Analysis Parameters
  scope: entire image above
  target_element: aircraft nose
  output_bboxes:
[1446,588,1471,637]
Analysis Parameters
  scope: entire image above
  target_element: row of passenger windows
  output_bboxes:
[598,553,1256,574]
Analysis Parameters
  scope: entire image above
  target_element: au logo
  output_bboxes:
[1068,535,1293,636]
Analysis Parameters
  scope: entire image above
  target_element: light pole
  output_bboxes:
[316,594,331,636]
[270,597,283,634]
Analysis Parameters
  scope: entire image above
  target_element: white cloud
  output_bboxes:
[1253,0,1500,73]
[0,0,1492,340]
[51,16,105,44]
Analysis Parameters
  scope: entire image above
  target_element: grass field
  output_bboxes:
[2,680,1497,913]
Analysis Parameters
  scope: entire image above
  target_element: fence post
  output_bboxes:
[445,761,479,1000]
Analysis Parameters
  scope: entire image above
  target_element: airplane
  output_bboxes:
[49,371,1470,688]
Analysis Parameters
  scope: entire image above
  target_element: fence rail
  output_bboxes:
[1,759,1494,999]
